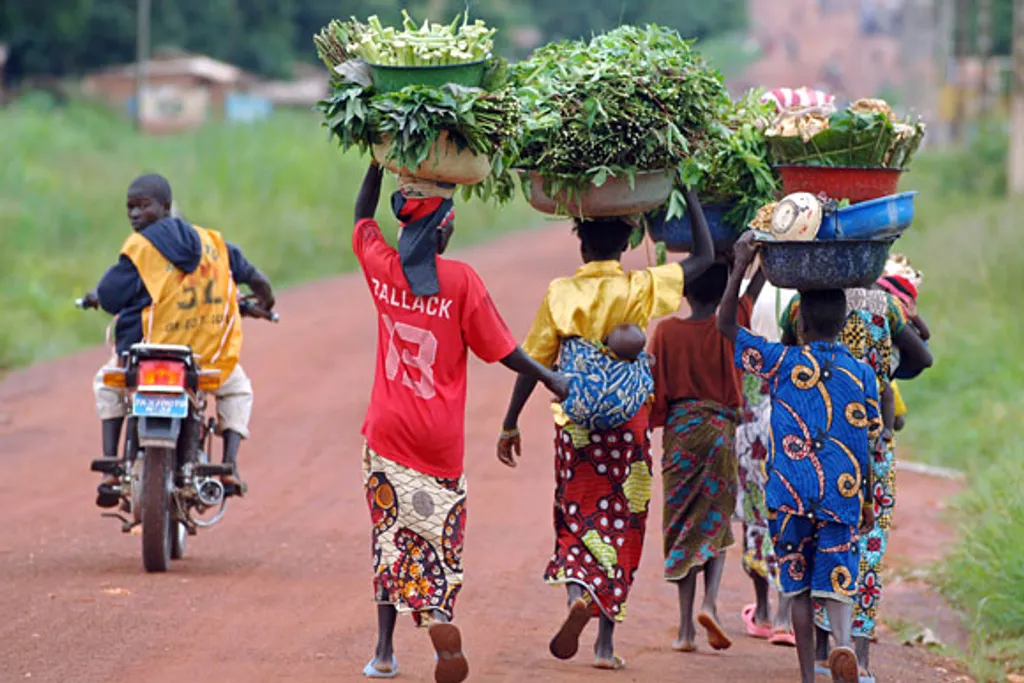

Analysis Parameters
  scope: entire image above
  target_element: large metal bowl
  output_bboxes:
[758,237,898,290]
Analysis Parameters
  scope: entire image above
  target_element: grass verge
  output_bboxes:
[896,134,1024,681]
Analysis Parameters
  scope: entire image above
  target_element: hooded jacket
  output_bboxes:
[96,217,258,355]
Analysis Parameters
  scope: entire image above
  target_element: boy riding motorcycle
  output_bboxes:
[83,174,275,507]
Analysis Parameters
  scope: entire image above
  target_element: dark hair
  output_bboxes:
[128,173,173,206]
[685,263,729,306]
[799,289,848,338]
[573,217,633,259]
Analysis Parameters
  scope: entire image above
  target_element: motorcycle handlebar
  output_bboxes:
[75,295,278,322]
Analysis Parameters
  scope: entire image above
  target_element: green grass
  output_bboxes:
[893,130,1024,680]
[0,95,539,369]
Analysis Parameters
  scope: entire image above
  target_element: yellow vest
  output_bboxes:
[122,225,242,384]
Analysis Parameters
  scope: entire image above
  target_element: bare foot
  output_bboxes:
[671,639,697,652]
[428,622,469,683]
[592,654,626,670]
[549,596,591,660]
[697,611,733,651]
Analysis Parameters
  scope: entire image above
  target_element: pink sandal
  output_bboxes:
[769,628,797,647]
[741,604,772,640]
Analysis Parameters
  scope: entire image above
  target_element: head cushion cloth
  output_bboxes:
[391,190,454,297]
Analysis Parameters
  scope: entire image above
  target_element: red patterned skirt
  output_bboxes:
[543,410,653,622]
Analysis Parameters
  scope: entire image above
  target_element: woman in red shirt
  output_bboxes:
[352,162,568,683]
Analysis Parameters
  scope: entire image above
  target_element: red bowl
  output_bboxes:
[775,166,904,204]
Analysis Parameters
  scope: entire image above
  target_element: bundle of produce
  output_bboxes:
[647,90,778,252]
[765,98,926,169]
[510,24,728,217]
[314,12,520,202]
[751,192,904,290]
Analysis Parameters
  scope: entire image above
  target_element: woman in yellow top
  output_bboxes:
[496,190,715,671]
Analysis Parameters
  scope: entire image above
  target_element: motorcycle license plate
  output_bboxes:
[132,393,188,419]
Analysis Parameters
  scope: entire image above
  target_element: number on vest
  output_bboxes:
[177,278,222,310]
[383,314,437,400]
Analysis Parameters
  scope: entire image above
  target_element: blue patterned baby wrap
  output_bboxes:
[558,337,654,431]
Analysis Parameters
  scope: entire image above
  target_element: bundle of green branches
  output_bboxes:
[510,24,728,216]
[314,14,520,203]
[765,99,926,169]
[679,90,780,232]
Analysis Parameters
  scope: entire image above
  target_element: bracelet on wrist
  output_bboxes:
[500,427,520,439]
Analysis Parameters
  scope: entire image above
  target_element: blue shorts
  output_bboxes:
[768,512,860,603]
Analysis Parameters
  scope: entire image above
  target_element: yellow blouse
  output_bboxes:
[522,260,685,425]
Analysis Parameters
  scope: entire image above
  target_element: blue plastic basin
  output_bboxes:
[646,203,739,252]
[817,191,917,240]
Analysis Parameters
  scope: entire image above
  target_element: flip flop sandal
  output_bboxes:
[858,669,876,683]
[697,611,733,651]
[742,603,773,639]
[815,662,830,677]
[769,629,797,647]
[827,646,859,683]
[428,622,469,683]
[362,656,399,678]
[592,654,627,670]
[549,596,592,660]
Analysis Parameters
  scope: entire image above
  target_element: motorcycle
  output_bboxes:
[76,294,278,572]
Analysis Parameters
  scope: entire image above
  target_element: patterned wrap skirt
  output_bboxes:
[662,399,739,580]
[735,374,781,588]
[814,438,896,638]
[544,410,653,622]
[363,444,467,626]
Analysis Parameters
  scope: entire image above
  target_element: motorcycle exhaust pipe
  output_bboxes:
[196,478,225,507]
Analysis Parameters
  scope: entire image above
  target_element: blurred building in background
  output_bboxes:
[81,49,273,133]
[738,0,914,103]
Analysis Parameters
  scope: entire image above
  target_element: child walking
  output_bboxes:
[648,260,765,653]
[497,190,715,671]
[719,234,882,683]
[352,162,568,683]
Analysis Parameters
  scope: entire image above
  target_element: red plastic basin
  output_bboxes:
[775,166,904,204]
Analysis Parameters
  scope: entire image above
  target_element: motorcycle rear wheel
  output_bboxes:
[140,446,174,573]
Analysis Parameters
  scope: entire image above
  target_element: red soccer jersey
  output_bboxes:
[353,218,517,478]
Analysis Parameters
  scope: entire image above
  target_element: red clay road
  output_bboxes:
[0,225,969,683]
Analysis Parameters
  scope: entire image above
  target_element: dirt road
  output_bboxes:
[0,226,968,683]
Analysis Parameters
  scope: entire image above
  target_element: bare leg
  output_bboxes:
[790,592,817,683]
[370,604,397,671]
[750,571,771,624]
[594,615,616,662]
[815,626,830,662]
[823,601,853,650]
[822,599,857,683]
[697,554,733,650]
[674,569,699,649]
[854,636,871,675]
[701,553,727,620]
[774,591,794,632]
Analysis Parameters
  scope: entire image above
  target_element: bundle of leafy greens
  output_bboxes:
[510,24,728,216]
[314,11,495,67]
[314,14,520,203]
[673,90,779,233]
[765,98,926,168]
